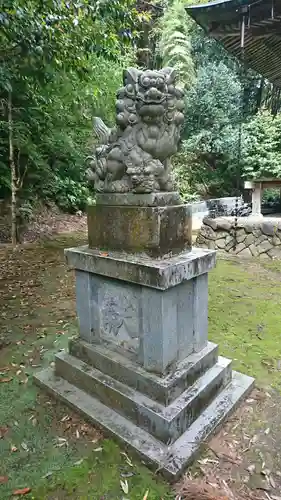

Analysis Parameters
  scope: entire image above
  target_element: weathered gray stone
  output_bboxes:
[96,192,182,207]
[140,276,209,372]
[256,234,268,245]
[261,221,278,236]
[34,367,254,480]
[34,66,255,480]
[69,339,219,405]
[196,234,208,245]
[87,204,192,257]
[256,240,272,254]
[75,268,212,374]
[253,229,262,238]
[234,242,246,254]
[225,239,235,252]
[236,218,250,229]
[88,67,184,194]
[259,252,270,259]
[249,244,259,257]
[216,238,226,249]
[71,247,215,374]
[244,224,258,233]
[215,231,229,239]
[207,240,216,250]
[225,235,233,246]
[193,274,209,353]
[237,248,252,258]
[272,235,281,246]
[236,231,247,244]
[54,351,232,444]
[244,234,255,247]
[216,218,232,231]
[65,246,216,291]
[200,225,216,240]
[267,247,281,259]
[202,217,217,230]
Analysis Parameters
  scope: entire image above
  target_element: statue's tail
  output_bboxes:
[93,117,111,144]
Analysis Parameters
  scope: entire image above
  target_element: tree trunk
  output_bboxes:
[7,90,19,246]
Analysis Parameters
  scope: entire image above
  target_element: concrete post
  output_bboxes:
[251,183,263,217]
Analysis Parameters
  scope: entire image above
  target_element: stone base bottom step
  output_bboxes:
[34,367,254,480]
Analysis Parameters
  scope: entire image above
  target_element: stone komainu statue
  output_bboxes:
[87,67,185,193]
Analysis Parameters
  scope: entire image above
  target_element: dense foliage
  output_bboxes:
[164,0,281,200]
[0,0,140,241]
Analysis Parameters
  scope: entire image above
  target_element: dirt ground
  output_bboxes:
[0,221,281,499]
[176,388,281,500]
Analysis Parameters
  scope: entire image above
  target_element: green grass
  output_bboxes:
[0,236,172,499]
[1,235,281,498]
[209,258,281,389]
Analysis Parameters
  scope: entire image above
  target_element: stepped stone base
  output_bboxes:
[34,339,254,479]
[35,208,254,478]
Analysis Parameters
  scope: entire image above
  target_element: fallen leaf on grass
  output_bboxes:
[0,366,10,373]
[0,377,12,383]
[0,426,9,439]
[42,471,53,479]
[11,446,18,452]
[73,459,84,466]
[21,442,29,452]
[121,452,133,467]
[120,472,135,478]
[19,376,28,385]
[60,415,70,422]
[198,458,219,465]
[143,490,149,500]
[0,476,8,484]
[93,447,103,452]
[13,487,31,496]
[269,475,276,488]
[55,437,68,448]
[120,479,129,494]
[247,464,256,474]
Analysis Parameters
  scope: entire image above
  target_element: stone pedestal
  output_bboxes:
[35,194,254,479]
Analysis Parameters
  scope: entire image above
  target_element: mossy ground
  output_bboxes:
[0,235,281,498]
[209,257,281,390]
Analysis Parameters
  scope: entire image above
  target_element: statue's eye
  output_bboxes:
[142,77,150,87]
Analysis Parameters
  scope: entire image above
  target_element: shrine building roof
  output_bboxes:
[186,0,281,87]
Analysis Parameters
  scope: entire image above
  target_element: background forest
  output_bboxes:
[1,0,281,242]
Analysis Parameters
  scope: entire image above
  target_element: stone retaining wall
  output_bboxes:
[196,216,281,259]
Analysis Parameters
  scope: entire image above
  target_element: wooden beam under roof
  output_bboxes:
[186,0,281,87]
